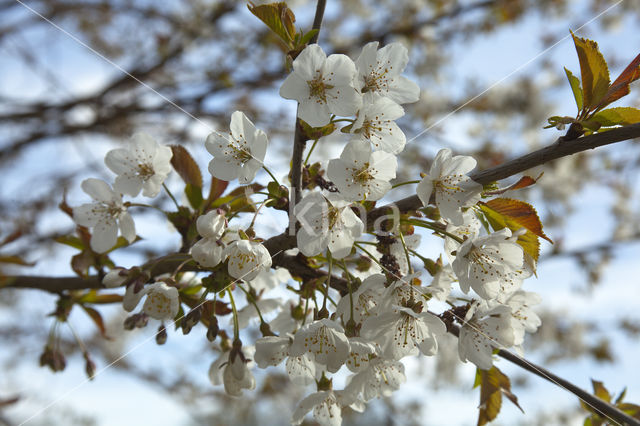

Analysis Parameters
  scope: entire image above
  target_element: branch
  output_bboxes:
[367,123,640,226]
[445,324,640,426]
[289,0,327,208]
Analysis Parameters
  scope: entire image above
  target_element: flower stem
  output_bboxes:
[262,165,280,187]
[405,218,464,244]
[391,180,421,189]
[227,288,240,340]
[163,183,180,210]
[398,230,414,275]
[303,138,319,165]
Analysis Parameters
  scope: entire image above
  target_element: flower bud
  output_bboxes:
[123,313,148,330]
[206,317,219,342]
[156,325,168,345]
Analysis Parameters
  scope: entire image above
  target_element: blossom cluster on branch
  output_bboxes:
[61,38,551,426]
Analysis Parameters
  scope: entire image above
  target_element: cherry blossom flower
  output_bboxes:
[225,239,272,281]
[123,282,179,321]
[351,95,406,153]
[361,305,446,360]
[335,274,385,324]
[452,228,527,300]
[443,210,482,263]
[327,138,397,201]
[426,263,456,302]
[208,345,256,397]
[280,44,362,127]
[104,132,173,198]
[191,210,227,267]
[205,111,267,184]
[292,390,362,426]
[345,357,406,401]
[294,191,364,259]
[290,318,351,373]
[102,268,127,288]
[354,41,420,105]
[73,178,136,253]
[457,301,519,370]
[416,148,482,225]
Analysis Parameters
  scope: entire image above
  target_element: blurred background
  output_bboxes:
[1,0,640,424]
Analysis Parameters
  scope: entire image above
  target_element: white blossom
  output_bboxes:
[292,390,355,426]
[209,346,256,397]
[327,138,397,201]
[345,357,406,401]
[458,301,519,370]
[280,44,361,127]
[361,305,446,360]
[206,111,267,184]
[104,132,173,198]
[351,95,406,153]
[355,41,420,105]
[225,239,272,281]
[416,148,482,225]
[73,178,136,253]
[335,274,385,324]
[123,282,179,321]
[294,191,364,259]
[452,228,527,300]
[290,319,350,373]
[191,210,227,268]
[254,335,291,369]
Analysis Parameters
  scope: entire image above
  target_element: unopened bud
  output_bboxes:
[84,354,96,379]
[123,313,148,330]
[259,322,275,337]
[156,325,168,345]
[206,317,219,342]
[39,345,66,372]
[181,306,202,335]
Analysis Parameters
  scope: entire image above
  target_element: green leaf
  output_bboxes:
[297,29,318,47]
[185,183,203,210]
[247,2,297,47]
[170,145,203,188]
[565,67,584,111]
[55,235,85,250]
[591,107,640,127]
[0,255,35,266]
[571,31,610,111]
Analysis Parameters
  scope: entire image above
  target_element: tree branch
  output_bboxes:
[367,123,640,226]
[445,324,640,426]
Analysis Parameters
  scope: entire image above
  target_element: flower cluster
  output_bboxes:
[67,40,544,426]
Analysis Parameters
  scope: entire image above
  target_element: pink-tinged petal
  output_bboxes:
[81,178,116,203]
[208,156,242,181]
[118,211,136,243]
[416,176,433,206]
[298,99,330,127]
[91,219,118,253]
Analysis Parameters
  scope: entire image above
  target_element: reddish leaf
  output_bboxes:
[474,366,523,426]
[215,300,233,316]
[248,2,297,47]
[484,174,542,196]
[170,145,203,188]
[206,176,229,206]
[596,52,640,110]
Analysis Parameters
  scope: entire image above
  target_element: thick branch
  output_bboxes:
[445,324,640,426]
[367,123,640,226]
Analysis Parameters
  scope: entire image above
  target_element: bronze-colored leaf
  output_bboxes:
[170,145,203,188]
[571,31,610,111]
[81,305,110,338]
[595,52,640,110]
[475,366,523,426]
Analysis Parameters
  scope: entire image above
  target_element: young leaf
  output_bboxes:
[591,107,640,127]
[170,145,203,188]
[479,198,552,263]
[595,52,640,111]
[81,305,109,338]
[185,183,204,210]
[570,31,610,111]
[564,67,584,111]
[247,2,297,48]
[474,366,523,426]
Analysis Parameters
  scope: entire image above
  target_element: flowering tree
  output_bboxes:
[2,1,640,425]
